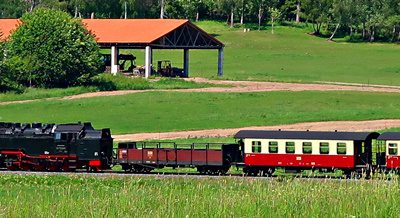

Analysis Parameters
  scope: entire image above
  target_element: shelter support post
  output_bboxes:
[111,46,119,75]
[145,46,152,78]
[183,49,189,77]
[218,48,224,77]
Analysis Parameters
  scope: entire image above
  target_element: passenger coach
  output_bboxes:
[377,132,400,172]
[234,130,379,176]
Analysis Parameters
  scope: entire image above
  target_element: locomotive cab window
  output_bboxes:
[320,142,329,154]
[389,143,398,155]
[269,141,278,153]
[302,142,312,154]
[54,133,61,140]
[337,143,347,155]
[286,142,295,154]
[252,141,262,153]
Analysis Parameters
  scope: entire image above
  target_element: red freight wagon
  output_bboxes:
[117,142,240,174]
[234,130,379,177]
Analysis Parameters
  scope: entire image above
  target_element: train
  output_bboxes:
[1,122,400,178]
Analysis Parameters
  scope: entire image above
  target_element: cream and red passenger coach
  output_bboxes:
[377,132,400,171]
[234,130,379,176]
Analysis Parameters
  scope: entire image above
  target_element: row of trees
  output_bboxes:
[303,0,400,42]
[1,0,400,41]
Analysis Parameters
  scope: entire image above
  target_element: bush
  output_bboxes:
[91,74,151,91]
[90,73,216,91]
[6,8,101,88]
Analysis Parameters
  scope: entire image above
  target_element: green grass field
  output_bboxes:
[120,21,400,85]
[0,91,399,134]
[0,175,399,217]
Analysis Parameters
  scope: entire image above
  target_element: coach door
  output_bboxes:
[355,140,371,166]
[376,140,386,166]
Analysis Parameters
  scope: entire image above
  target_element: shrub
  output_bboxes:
[91,73,151,91]
[6,8,101,88]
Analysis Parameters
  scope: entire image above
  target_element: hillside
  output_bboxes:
[149,21,400,85]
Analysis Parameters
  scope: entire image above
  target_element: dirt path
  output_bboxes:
[2,78,400,106]
[114,119,400,142]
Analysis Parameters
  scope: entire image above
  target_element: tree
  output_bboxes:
[0,0,28,18]
[217,0,239,27]
[0,31,7,90]
[250,0,268,30]
[328,0,352,40]
[6,8,101,88]
[387,15,400,42]
[281,0,300,22]
[160,0,165,18]
[269,7,281,34]
[0,31,20,92]
[302,0,332,35]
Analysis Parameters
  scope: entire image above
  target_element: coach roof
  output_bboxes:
[234,130,379,141]
[377,132,400,140]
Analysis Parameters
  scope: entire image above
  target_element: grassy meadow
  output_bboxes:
[0,91,399,134]
[117,21,400,86]
[0,174,399,218]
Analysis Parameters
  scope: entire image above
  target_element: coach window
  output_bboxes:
[269,141,278,153]
[337,143,347,155]
[320,142,329,154]
[286,142,295,153]
[302,142,312,154]
[252,141,262,153]
[389,143,398,155]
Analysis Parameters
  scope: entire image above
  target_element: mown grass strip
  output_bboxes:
[0,91,399,134]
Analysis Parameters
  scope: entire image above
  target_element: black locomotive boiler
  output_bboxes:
[0,122,113,171]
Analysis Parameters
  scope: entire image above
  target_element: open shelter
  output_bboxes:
[0,19,225,78]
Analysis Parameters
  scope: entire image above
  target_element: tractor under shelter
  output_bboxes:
[0,19,225,78]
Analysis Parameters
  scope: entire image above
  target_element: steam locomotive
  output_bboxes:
[0,122,113,171]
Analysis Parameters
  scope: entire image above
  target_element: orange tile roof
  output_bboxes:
[83,19,188,44]
[0,19,19,40]
[0,19,189,44]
